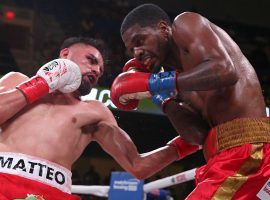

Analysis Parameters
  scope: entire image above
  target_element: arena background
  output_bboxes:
[0,0,269,199]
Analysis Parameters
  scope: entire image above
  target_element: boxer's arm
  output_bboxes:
[90,104,177,179]
[0,72,29,125]
[164,100,209,145]
[0,59,81,124]
[95,122,178,179]
[172,12,238,91]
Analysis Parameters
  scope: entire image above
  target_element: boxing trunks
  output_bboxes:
[186,118,270,200]
[0,152,80,200]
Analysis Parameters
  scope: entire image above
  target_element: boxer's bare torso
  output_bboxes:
[172,13,266,125]
[0,73,114,170]
[122,12,266,144]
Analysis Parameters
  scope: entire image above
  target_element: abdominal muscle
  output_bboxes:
[0,101,94,170]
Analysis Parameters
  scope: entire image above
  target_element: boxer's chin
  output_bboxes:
[77,79,92,96]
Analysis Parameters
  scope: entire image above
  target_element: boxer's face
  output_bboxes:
[60,44,104,96]
[122,23,170,71]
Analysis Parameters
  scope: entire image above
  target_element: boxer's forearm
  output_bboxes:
[95,123,177,179]
[94,123,141,173]
[131,146,178,179]
[0,89,27,124]
[164,101,209,145]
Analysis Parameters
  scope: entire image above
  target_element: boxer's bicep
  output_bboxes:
[172,13,237,90]
[0,72,29,92]
[89,104,141,175]
[0,72,29,124]
[91,102,128,146]
[94,122,142,174]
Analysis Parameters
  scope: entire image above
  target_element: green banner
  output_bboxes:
[80,87,163,115]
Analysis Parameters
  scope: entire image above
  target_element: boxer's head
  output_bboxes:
[59,37,107,96]
[120,4,172,72]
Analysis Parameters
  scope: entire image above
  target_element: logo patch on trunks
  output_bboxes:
[14,194,45,200]
[257,178,270,199]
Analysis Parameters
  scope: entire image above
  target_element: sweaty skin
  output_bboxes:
[0,43,178,179]
[122,12,266,144]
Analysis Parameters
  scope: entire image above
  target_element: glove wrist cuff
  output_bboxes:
[16,76,49,104]
[167,136,200,160]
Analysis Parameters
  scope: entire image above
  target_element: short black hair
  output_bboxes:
[60,37,108,63]
[120,4,171,35]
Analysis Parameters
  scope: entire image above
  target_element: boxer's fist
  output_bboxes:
[17,59,82,103]
[122,58,149,72]
[110,70,178,111]
[110,71,152,111]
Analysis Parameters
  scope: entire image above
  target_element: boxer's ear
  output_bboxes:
[157,21,170,39]
[59,48,69,58]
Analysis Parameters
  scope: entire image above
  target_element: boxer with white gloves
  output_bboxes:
[0,37,109,200]
[0,36,204,200]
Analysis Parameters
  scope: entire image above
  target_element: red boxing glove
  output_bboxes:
[16,76,49,104]
[122,58,150,72]
[110,71,152,111]
[167,136,201,160]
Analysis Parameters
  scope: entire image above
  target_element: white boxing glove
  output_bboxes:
[16,58,82,103]
[36,58,82,93]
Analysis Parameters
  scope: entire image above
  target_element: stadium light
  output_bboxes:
[4,10,15,21]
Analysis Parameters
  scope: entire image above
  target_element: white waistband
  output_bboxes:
[0,152,72,193]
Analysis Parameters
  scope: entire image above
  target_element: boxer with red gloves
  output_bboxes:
[113,58,176,111]
[110,69,177,111]
[119,4,270,200]
[122,58,150,72]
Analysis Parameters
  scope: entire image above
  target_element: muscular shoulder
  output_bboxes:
[173,12,207,30]
[84,100,117,125]
[172,12,210,45]
[0,72,29,92]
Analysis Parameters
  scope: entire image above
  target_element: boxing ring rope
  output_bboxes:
[71,168,196,197]
[71,185,110,197]
[143,168,196,192]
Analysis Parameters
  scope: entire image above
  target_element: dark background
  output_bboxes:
[0,0,270,199]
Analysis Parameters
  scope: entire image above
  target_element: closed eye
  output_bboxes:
[86,54,98,65]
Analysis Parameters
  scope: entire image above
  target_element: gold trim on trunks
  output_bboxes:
[216,118,270,152]
[212,143,263,199]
